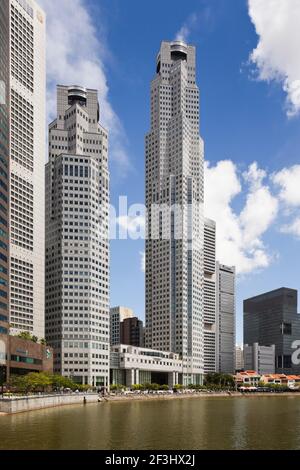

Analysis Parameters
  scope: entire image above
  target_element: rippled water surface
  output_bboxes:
[1,396,300,449]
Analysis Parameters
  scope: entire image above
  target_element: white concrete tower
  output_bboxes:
[145,41,205,385]
[45,85,110,388]
[203,218,217,373]
[4,0,46,338]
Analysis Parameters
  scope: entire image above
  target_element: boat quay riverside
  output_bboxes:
[0,393,100,414]
[2,389,300,415]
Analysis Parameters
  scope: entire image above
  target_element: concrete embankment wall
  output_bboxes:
[0,394,100,414]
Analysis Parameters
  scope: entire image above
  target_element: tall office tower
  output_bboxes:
[203,219,216,373]
[120,317,144,347]
[216,263,236,374]
[0,1,10,335]
[110,306,134,345]
[145,41,204,385]
[45,85,110,387]
[0,0,46,337]
[244,288,300,375]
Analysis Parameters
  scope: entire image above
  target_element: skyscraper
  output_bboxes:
[203,218,216,373]
[145,41,204,385]
[216,263,236,374]
[110,306,134,345]
[0,1,10,335]
[0,0,46,338]
[45,85,110,387]
[244,288,300,375]
[120,317,144,348]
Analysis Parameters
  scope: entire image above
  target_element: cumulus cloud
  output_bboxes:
[272,165,300,206]
[38,0,131,173]
[205,161,278,274]
[281,219,300,238]
[272,164,300,238]
[248,0,300,117]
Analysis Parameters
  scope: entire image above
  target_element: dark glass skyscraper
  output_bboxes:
[244,288,300,374]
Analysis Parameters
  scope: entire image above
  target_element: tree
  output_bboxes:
[204,373,235,389]
[160,384,169,391]
[25,372,51,392]
[49,374,73,390]
[16,331,38,343]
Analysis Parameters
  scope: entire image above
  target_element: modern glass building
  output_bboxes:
[216,263,236,374]
[244,288,300,375]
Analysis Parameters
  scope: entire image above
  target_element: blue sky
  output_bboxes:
[40,0,300,344]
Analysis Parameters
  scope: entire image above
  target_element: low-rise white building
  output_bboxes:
[110,344,183,388]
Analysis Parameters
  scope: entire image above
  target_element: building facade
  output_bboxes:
[216,263,236,374]
[244,343,275,375]
[110,306,134,346]
[145,41,204,385]
[244,288,300,375]
[203,218,216,373]
[0,0,46,338]
[110,344,183,388]
[120,317,144,348]
[45,85,110,387]
[235,345,244,371]
[0,333,53,384]
[0,1,10,335]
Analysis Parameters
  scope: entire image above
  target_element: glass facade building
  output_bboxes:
[244,288,300,375]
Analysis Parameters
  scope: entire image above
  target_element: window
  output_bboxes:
[283,355,292,369]
[282,323,292,335]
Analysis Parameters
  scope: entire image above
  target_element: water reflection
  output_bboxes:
[1,396,300,450]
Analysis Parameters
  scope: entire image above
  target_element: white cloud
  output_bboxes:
[248,0,300,117]
[281,218,300,238]
[272,164,300,238]
[175,13,199,43]
[38,0,131,174]
[205,160,278,274]
[272,165,300,206]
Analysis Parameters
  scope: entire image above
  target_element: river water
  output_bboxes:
[1,396,300,450]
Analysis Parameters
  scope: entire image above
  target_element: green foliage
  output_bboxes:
[204,373,235,389]
[187,384,208,391]
[110,384,124,392]
[6,372,93,394]
[49,374,74,390]
[258,381,267,388]
[160,384,169,391]
[16,331,38,343]
[173,384,183,391]
[132,384,145,391]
